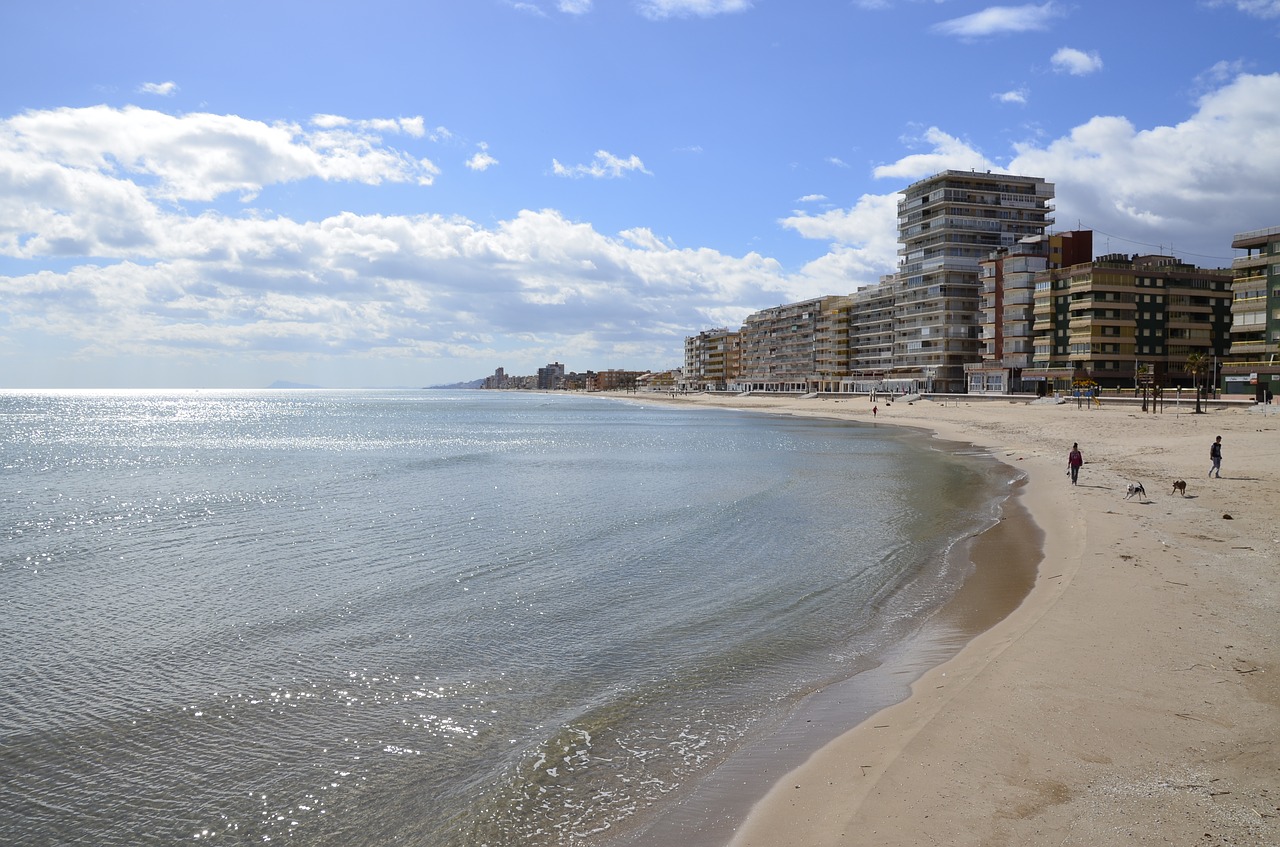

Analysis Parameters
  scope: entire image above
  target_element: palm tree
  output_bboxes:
[1185,352,1207,414]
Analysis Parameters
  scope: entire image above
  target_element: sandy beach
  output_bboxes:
[625,391,1279,846]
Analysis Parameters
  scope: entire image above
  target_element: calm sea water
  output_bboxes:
[0,389,1015,846]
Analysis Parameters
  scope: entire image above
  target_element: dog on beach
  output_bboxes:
[1172,479,1187,497]
[1124,482,1147,501]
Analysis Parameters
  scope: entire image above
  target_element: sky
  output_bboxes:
[2,0,1280,389]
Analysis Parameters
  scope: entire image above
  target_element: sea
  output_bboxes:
[0,389,1025,847]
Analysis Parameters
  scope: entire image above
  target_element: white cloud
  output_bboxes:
[552,150,651,178]
[509,2,548,16]
[1191,59,1247,96]
[6,75,1280,384]
[1007,72,1280,253]
[871,127,998,180]
[139,81,178,96]
[1,208,791,373]
[1205,0,1280,18]
[466,143,499,171]
[636,0,753,21]
[994,87,1030,104]
[311,114,428,137]
[1051,47,1103,76]
[778,193,901,297]
[932,2,1063,37]
[0,106,789,375]
[785,74,1280,294]
[558,0,593,11]
[0,106,440,211]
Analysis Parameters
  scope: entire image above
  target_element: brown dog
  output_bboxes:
[1172,479,1187,497]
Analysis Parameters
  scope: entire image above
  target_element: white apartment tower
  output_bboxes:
[895,170,1055,392]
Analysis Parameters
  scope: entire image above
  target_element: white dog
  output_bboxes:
[1124,482,1147,501]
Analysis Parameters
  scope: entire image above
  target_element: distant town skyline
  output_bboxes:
[3,2,1280,389]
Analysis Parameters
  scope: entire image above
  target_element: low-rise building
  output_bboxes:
[588,369,647,391]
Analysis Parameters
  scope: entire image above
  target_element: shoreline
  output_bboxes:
[617,391,1279,846]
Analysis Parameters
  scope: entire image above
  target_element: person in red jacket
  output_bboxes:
[1068,442,1083,485]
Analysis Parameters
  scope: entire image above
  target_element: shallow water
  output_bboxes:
[0,389,1016,846]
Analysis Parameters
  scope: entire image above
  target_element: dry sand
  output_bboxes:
[625,391,1279,847]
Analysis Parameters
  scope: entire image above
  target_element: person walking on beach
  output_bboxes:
[1068,442,1083,485]
[1209,435,1223,478]
[872,405,878,418]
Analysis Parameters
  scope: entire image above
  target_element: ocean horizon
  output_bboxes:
[1,389,1019,846]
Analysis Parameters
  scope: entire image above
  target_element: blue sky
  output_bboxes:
[3,0,1279,388]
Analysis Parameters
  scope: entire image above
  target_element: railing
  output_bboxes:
[1232,224,1280,244]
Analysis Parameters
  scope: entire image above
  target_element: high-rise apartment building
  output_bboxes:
[847,276,897,386]
[1222,225,1280,400]
[970,230,1092,394]
[682,327,742,391]
[734,295,853,392]
[536,362,566,390]
[895,170,1055,392]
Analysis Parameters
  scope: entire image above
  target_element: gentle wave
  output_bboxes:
[1,389,1013,846]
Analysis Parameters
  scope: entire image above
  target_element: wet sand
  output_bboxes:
[622,392,1280,847]
[622,429,1039,847]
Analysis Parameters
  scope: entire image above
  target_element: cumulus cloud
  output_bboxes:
[139,81,178,96]
[0,106,441,213]
[1,208,789,375]
[5,75,1280,385]
[551,150,651,178]
[778,193,901,296]
[932,2,1063,37]
[871,127,999,179]
[636,0,753,21]
[0,105,791,379]
[1051,47,1103,76]
[779,73,1280,296]
[1008,72,1280,251]
[466,144,499,171]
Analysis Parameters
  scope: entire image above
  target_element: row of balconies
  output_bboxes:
[984,290,1036,306]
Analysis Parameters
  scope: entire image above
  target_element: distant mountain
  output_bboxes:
[425,379,484,390]
[267,380,324,389]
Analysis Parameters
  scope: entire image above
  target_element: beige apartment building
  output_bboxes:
[1221,224,1280,401]
[894,170,1055,392]
[845,276,897,389]
[1027,253,1233,392]
[733,296,853,393]
[681,328,742,391]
